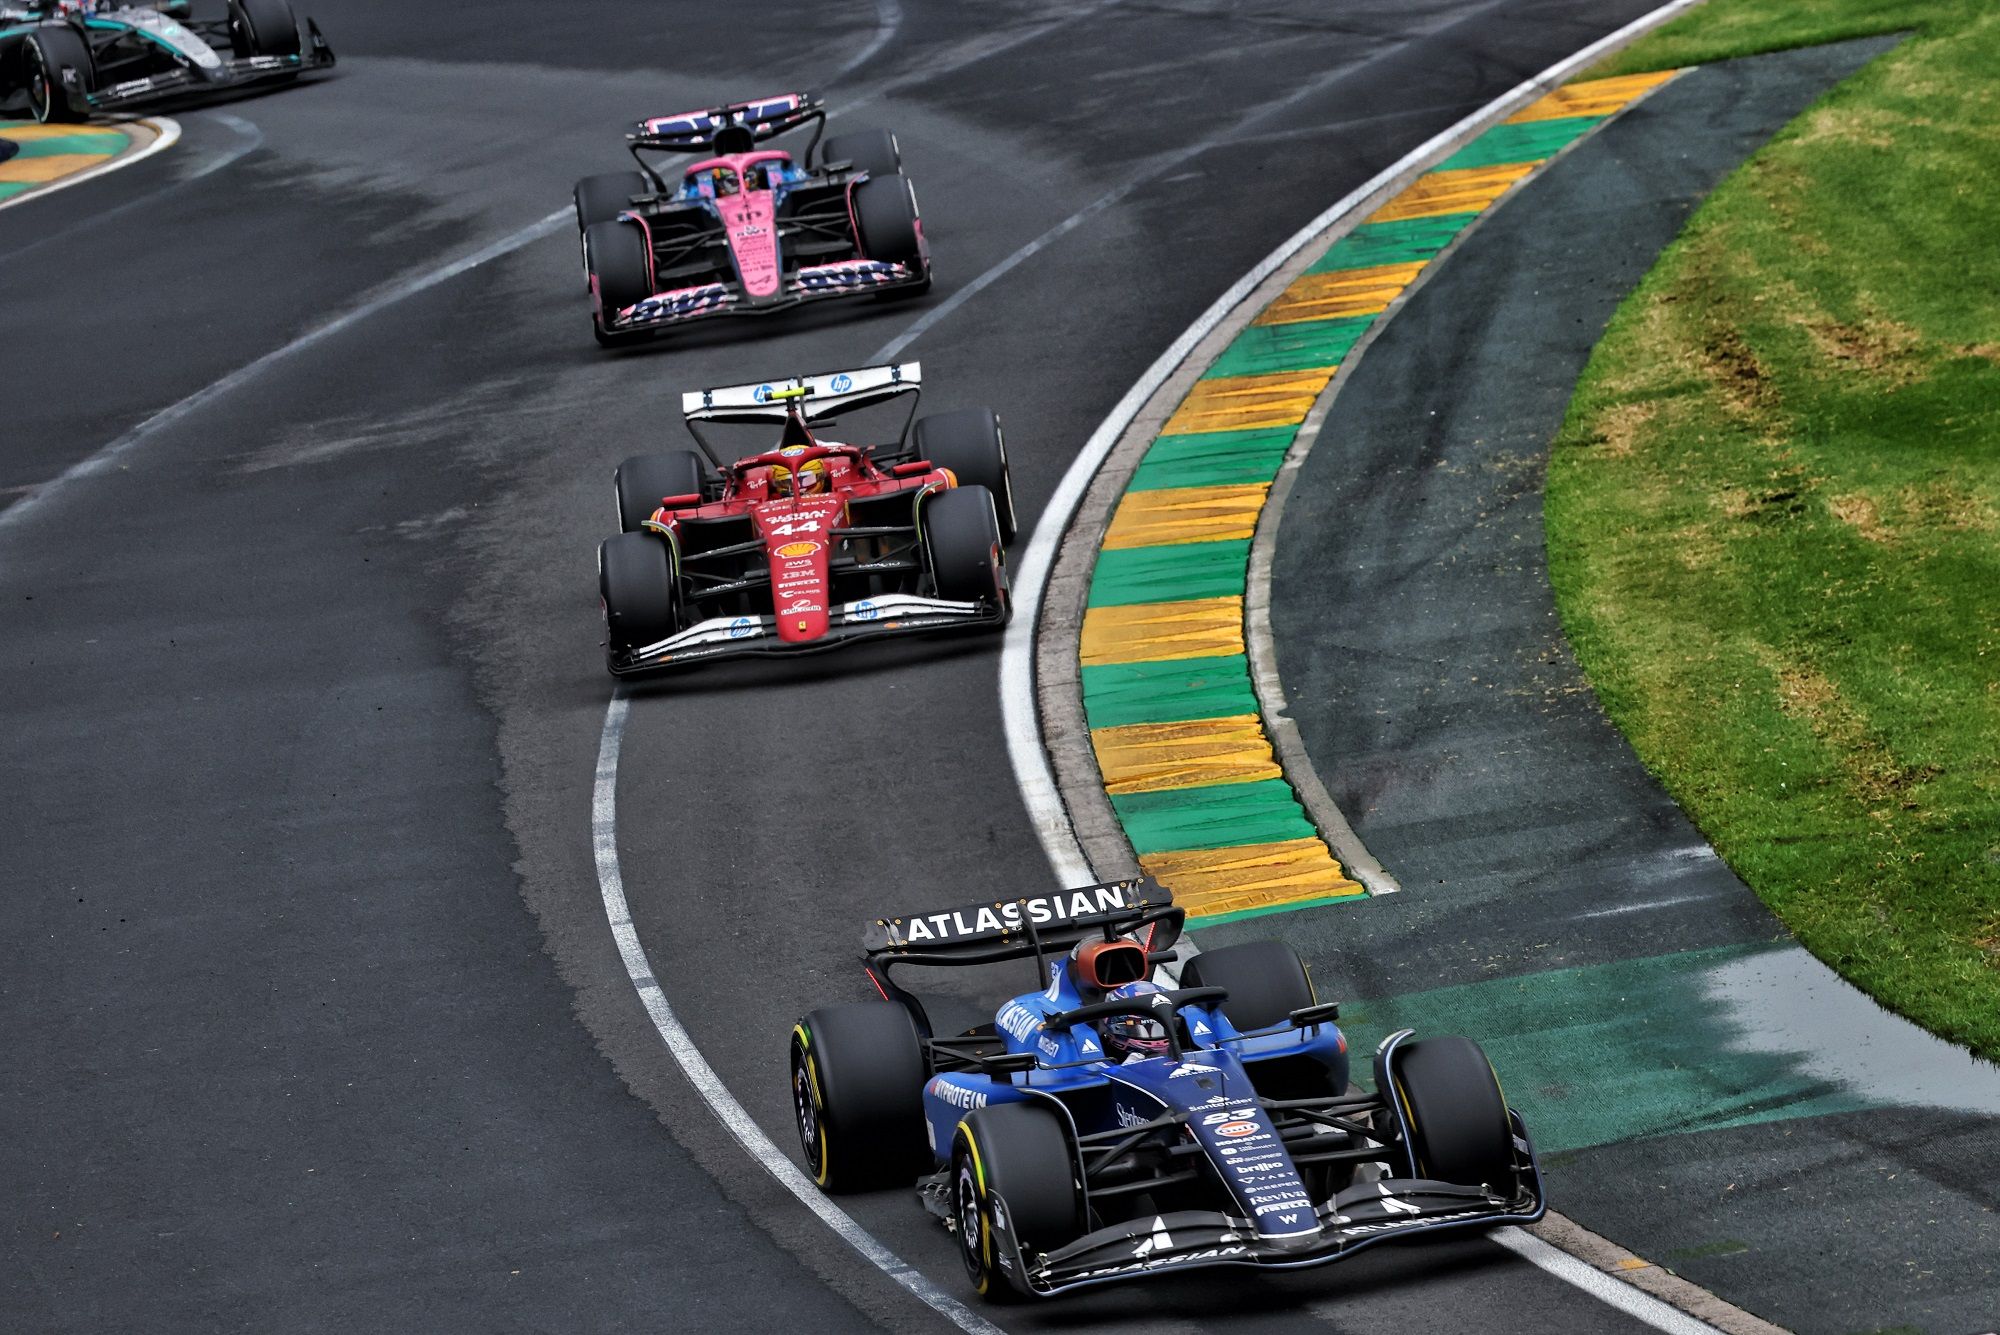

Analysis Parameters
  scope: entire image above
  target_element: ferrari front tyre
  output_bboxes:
[921,485,1007,614]
[951,1105,1083,1302]
[573,170,649,233]
[25,27,91,125]
[614,451,706,533]
[852,171,923,267]
[229,0,303,57]
[1388,1035,1517,1193]
[584,220,652,348]
[1181,939,1315,1033]
[598,532,679,658]
[821,128,901,177]
[912,408,1016,544]
[790,1003,930,1192]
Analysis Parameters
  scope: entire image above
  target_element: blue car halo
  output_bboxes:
[788,879,1548,1300]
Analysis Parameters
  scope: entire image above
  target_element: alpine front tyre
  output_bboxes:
[584,220,652,348]
[852,171,923,267]
[790,1002,931,1192]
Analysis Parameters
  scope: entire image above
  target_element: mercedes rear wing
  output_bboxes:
[631,90,827,157]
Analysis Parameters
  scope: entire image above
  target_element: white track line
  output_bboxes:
[592,695,1003,1335]
[830,0,904,84]
[994,2,1728,1332]
[0,207,569,535]
[0,114,179,215]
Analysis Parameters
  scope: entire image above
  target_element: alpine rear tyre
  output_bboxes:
[790,1002,931,1192]
[952,1105,1083,1302]
[822,128,901,178]
[574,170,649,232]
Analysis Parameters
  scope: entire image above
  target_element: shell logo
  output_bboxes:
[776,541,822,558]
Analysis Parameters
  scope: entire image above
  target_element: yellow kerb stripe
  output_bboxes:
[1369,162,1536,223]
[0,124,125,141]
[1104,483,1268,549]
[1091,714,1282,794]
[0,154,117,183]
[1161,368,1333,435]
[1140,839,1365,918]
[1505,69,1680,124]
[1079,596,1243,666]
[1255,261,1426,326]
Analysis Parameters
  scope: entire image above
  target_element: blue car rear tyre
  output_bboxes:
[791,1002,930,1192]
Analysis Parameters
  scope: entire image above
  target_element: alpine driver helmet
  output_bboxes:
[1103,981,1172,1064]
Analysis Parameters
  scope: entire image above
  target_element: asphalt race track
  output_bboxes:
[2,3,1700,1331]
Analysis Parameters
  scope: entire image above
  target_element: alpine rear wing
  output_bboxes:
[630,90,826,156]
[863,878,1184,966]
[682,362,921,425]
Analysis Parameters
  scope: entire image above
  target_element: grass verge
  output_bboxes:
[1546,3,2000,1057]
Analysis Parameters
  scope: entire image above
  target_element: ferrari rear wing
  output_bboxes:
[682,362,921,426]
[631,90,826,155]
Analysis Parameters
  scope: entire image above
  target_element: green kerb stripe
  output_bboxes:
[0,182,28,201]
[14,132,127,158]
[1438,116,1601,170]
[1081,655,1258,728]
[1128,428,1296,492]
[1309,214,1477,273]
[1088,539,1248,608]
[1112,777,1318,854]
[1201,315,1373,380]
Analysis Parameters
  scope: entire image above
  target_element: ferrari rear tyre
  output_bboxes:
[790,1003,930,1192]
[573,170,649,233]
[952,1105,1083,1302]
[598,532,679,656]
[822,128,901,178]
[229,0,302,58]
[614,451,705,533]
[584,220,652,347]
[912,408,1016,544]
[852,172,923,267]
[922,485,1007,613]
[25,27,91,125]
[1181,939,1315,1033]
[1389,1036,1516,1193]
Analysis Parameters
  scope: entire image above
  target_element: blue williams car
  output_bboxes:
[788,880,1548,1300]
[0,1,331,125]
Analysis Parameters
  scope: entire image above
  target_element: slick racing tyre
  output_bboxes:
[821,128,901,178]
[573,170,649,234]
[584,220,652,347]
[598,532,680,657]
[1181,939,1315,1033]
[24,26,91,125]
[614,451,706,533]
[952,1105,1083,1302]
[790,1003,930,1192]
[912,408,1016,544]
[229,0,303,58]
[852,171,924,267]
[1387,1035,1516,1193]
[921,485,1007,614]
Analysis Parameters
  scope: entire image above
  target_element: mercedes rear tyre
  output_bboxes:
[1181,939,1315,1032]
[584,220,652,348]
[229,0,302,58]
[852,171,923,267]
[922,485,1008,616]
[25,27,91,125]
[912,408,1016,544]
[1388,1035,1517,1193]
[790,1003,931,1192]
[821,128,901,177]
[952,1105,1083,1302]
[598,532,679,659]
[614,451,706,533]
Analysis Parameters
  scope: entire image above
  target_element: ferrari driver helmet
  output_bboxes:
[1103,981,1172,1064]
[769,456,829,497]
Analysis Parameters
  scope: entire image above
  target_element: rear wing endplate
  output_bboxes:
[682,362,920,425]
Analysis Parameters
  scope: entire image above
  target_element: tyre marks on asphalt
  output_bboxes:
[1073,70,1679,928]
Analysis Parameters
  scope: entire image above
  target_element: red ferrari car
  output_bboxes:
[597,363,1015,676]
[573,91,930,348]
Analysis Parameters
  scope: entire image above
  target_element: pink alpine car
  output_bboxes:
[573,91,931,348]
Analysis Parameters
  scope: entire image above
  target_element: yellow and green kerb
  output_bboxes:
[0,121,132,204]
[1080,70,1679,928]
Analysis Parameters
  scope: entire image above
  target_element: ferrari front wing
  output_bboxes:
[609,592,1003,675]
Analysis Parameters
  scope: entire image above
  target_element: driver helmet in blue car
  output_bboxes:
[1103,981,1172,1064]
